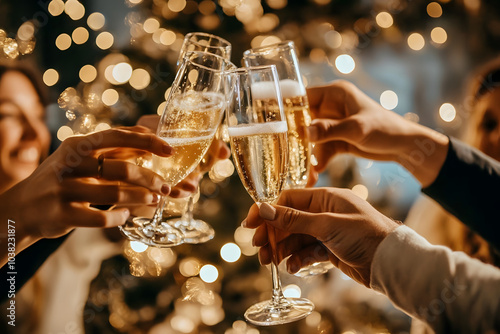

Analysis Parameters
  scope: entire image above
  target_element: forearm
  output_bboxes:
[0,189,40,267]
[397,123,449,188]
[371,226,500,333]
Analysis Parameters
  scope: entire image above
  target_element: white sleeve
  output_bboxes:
[370,225,500,333]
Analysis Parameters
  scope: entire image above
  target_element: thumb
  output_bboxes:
[259,202,336,241]
[307,118,358,144]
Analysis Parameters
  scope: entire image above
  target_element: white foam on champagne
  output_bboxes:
[228,121,288,137]
[160,134,213,146]
[172,91,225,112]
[279,79,306,97]
[250,80,305,100]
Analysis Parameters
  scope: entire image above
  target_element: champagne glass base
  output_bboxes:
[244,297,314,326]
[169,218,215,244]
[293,262,335,277]
[119,217,183,248]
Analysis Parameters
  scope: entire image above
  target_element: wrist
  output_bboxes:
[398,123,449,188]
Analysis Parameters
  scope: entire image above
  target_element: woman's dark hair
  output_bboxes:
[0,60,49,106]
[469,57,500,104]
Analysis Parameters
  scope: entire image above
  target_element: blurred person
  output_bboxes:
[243,80,500,333]
[406,57,500,267]
[0,61,228,333]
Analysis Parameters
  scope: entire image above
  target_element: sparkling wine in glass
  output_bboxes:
[244,41,334,277]
[167,33,235,244]
[227,65,314,326]
[119,52,227,247]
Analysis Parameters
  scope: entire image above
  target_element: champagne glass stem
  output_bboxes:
[267,220,286,307]
[183,192,195,224]
[151,196,168,227]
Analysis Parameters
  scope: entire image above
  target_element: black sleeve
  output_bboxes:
[0,235,69,304]
[422,137,500,251]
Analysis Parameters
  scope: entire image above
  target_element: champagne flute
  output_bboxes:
[119,51,227,247]
[227,65,314,326]
[243,41,334,277]
[168,34,234,244]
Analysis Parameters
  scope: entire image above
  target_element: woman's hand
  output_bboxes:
[306,81,449,187]
[0,127,173,260]
[243,188,400,287]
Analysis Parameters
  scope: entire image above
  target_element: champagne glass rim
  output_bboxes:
[243,40,296,56]
[184,32,232,48]
[228,64,277,74]
[180,51,232,72]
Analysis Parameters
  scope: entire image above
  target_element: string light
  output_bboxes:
[56,125,73,141]
[427,2,443,18]
[129,68,150,89]
[168,0,187,12]
[101,88,119,106]
[220,243,241,263]
[143,18,160,33]
[112,62,133,84]
[375,12,394,28]
[65,0,85,21]
[79,64,97,83]
[199,264,218,283]
[48,0,65,16]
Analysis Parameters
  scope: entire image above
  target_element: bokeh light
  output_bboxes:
[157,101,167,115]
[335,54,355,74]
[199,264,218,283]
[55,33,72,50]
[130,241,148,253]
[431,27,448,44]
[143,17,160,33]
[169,0,187,12]
[380,90,399,110]
[407,33,425,51]
[220,243,241,263]
[102,88,119,106]
[48,0,65,16]
[57,125,73,141]
[112,62,133,84]
[129,68,151,90]
[179,258,201,277]
[79,65,97,83]
[17,22,35,41]
[87,12,105,31]
[65,0,85,21]
[283,284,302,298]
[72,27,89,44]
[43,69,59,86]
[352,184,369,200]
[376,12,394,28]
[427,2,443,18]
[96,32,114,50]
[439,103,456,122]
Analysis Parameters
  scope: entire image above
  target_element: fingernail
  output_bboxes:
[122,209,130,218]
[162,144,173,155]
[259,202,276,220]
[161,184,170,195]
[307,125,318,142]
[241,219,248,228]
[152,194,160,203]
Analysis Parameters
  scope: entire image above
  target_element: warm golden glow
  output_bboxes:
[96,32,114,50]
[352,184,369,200]
[407,33,425,51]
[87,12,105,31]
[431,27,447,44]
[427,2,443,18]
[157,101,167,115]
[72,27,89,44]
[380,90,398,110]
[464,0,480,12]
[325,30,342,48]
[375,12,393,28]
[57,126,73,141]
[199,0,216,15]
[335,54,355,74]
[129,68,151,90]
[102,89,119,106]
[309,48,326,63]
[258,13,279,32]
[55,33,72,51]
[48,0,65,16]
[143,17,160,33]
[261,35,281,47]
[168,0,187,12]
[65,0,85,21]
[79,65,97,83]
[43,69,59,87]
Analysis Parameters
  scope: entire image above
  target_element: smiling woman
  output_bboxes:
[0,62,50,193]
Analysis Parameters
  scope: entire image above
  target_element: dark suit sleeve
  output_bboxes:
[0,235,69,303]
[422,137,500,251]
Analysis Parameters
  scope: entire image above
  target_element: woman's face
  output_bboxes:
[0,71,50,190]
[472,87,500,161]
